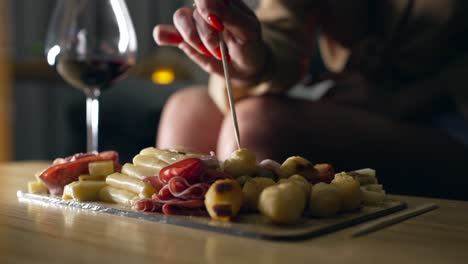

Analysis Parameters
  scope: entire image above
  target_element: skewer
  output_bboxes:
[219,32,241,150]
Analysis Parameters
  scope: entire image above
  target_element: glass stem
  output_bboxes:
[86,89,101,153]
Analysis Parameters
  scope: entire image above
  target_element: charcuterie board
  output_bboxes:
[17,191,406,241]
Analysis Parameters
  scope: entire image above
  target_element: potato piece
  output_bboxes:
[88,160,114,177]
[236,175,252,187]
[28,181,48,194]
[309,183,341,217]
[287,174,311,200]
[223,148,257,177]
[331,172,362,211]
[279,156,318,181]
[121,163,160,180]
[242,177,275,211]
[133,154,169,171]
[275,175,311,203]
[258,182,306,224]
[62,181,107,201]
[106,173,156,198]
[205,179,243,221]
[79,174,106,181]
[99,186,138,206]
[256,168,278,181]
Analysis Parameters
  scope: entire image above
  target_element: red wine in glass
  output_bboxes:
[45,0,137,153]
[56,59,132,92]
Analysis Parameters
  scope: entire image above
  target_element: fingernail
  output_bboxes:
[167,33,183,44]
[215,47,222,59]
[215,47,231,63]
[198,43,213,57]
[207,14,224,32]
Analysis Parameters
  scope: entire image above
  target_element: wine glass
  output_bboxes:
[45,0,137,153]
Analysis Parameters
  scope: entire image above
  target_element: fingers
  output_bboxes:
[173,7,214,58]
[194,0,260,43]
[153,25,183,46]
[193,9,222,60]
[178,42,223,75]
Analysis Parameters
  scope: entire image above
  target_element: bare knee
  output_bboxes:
[217,96,283,160]
[157,86,223,151]
[163,86,209,109]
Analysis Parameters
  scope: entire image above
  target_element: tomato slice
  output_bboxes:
[39,151,120,196]
[159,158,205,184]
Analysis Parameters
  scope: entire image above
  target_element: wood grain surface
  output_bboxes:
[1,162,468,264]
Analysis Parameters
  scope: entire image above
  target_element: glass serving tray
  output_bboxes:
[17,191,406,241]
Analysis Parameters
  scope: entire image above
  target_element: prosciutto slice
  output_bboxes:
[133,158,233,216]
[167,176,209,200]
[143,176,165,192]
[133,198,206,216]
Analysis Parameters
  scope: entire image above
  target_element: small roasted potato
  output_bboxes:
[287,174,311,199]
[258,182,306,224]
[242,177,276,211]
[236,175,252,187]
[88,160,114,177]
[331,172,362,211]
[279,156,318,182]
[205,179,243,221]
[28,180,48,194]
[256,168,278,181]
[223,148,257,178]
[276,179,289,184]
[99,186,139,206]
[309,183,342,217]
[62,181,108,201]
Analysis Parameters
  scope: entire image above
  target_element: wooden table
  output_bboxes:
[1,162,467,264]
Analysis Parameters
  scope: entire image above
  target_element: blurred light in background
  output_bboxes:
[151,68,175,85]
[46,45,60,66]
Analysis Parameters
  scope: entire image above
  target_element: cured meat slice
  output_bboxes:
[39,151,120,195]
[133,198,163,212]
[133,198,206,216]
[159,158,205,184]
[157,185,175,200]
[167,177,209,200]
[143,176,165,191]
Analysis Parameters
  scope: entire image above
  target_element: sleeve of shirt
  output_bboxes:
[208,0,316,113]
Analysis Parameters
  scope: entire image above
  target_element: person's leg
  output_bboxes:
[217,95,468,199]
[157,86,223,154]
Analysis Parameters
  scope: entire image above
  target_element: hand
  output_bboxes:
[153,0,269,86]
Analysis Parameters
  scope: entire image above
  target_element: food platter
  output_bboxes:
[17,191,406,241]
